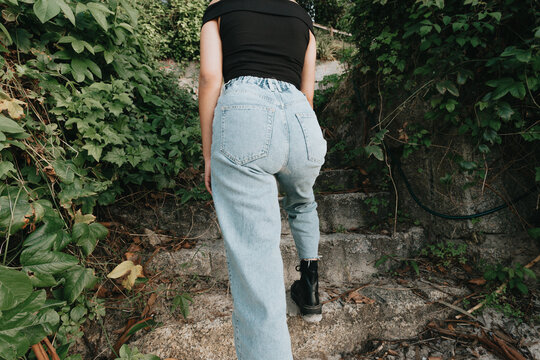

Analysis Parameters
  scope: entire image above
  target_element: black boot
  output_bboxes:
[291,259,322,315]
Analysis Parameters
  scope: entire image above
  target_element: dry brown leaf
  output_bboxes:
[142,293,158,318]
[469,278,487,285]
[42,165,56,183]
[448,323,455,331]
[127,243,143,252]
[95,286,109,298]
[346,290,375,304]
[437,264,447,273]
[462,263,473,273]
[124,252,140,263]
[387,349,399,355]
[428,357,443,360]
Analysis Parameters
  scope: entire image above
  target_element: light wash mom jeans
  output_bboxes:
[210,75,327,360]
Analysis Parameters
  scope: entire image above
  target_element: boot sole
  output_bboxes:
[291,290,322,315]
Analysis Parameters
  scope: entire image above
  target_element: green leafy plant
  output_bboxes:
[0,0,201,358]
[483,262,537,295]
[375,254,420,276]
[420,240,468,267]
[114,344,160,360]
[364,196,389,215]
[171,292,193,319]
[351,0,539,192]
[481,289,525,322]
[134,0,206,62]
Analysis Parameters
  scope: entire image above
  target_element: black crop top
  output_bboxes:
[201,0,314,90]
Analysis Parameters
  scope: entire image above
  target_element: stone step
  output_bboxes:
[312,168,363,193]
[108,191,392,240]
[146,227,424,287]
[127,278,468,360]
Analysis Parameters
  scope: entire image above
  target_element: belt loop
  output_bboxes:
[268,79,276,92]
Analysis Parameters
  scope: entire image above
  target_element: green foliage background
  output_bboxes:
[349,0,539,185]
[0,0,201,358]
[134,0,206,62]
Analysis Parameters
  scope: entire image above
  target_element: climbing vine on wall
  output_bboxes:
[350,0,539,185]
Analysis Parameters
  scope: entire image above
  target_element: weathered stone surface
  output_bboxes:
[146,227,425,286]
[313,169,363,193]
[106,190,391,241]
[127,278,468,360]
[314,192,390,233]
[443,231,540,267]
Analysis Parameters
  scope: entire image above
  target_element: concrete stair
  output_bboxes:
[128,278,468,360]
[146,227,424,286]
[107,168,465,359]
[108,170,390,239]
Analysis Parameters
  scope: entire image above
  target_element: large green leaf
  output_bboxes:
[20,249,79,275]
[0,194,33,235]
[33,0,61,23]
[70,58,87,82]
[57,0,75,26]
[22,215,64,252]
[0,266,33,311]
[87,2,112,31]
[89,222,108,240]
[0,114,25,133]
[62,265,98,304]
[1,289,46,323]
[0,303,59,360]
[0,162,16,180]
[84,58,102,79]
[29,272,59,288]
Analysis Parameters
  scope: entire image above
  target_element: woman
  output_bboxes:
[198,0,327,358]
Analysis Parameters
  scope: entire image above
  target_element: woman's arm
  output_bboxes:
[198,14,223,194]
[300,30,316,108]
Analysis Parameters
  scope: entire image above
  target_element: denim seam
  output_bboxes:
[295,112,325,165]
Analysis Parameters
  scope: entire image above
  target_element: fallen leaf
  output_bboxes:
[142,293,158,318]
[448,323,455,331]
[0,96,26,119]
[107,260,144,290]
[437,264,447,273]
[124,252,140,263]
[462,263,473,273]
[127,243,142,253]
[469,278,486,285]
[144,228,172,246]
[95,286,109,298]
[346,290,375,304]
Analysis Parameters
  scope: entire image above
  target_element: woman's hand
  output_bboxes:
[204,157,212,195]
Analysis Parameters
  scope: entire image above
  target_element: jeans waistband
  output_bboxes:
[224,76,296,93]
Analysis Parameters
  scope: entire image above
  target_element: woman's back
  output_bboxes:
[201,0,314,89]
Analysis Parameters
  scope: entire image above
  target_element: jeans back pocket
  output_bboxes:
[220,104,276,165]
[295,112,327,165]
